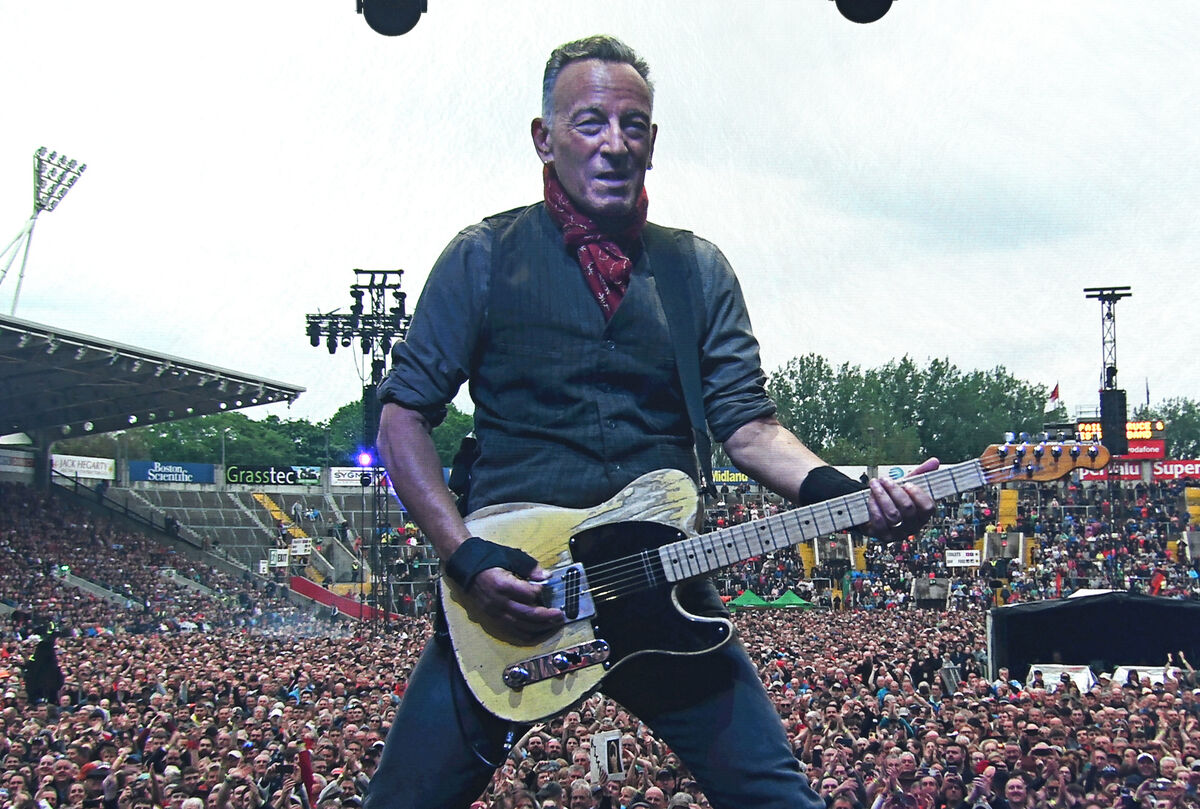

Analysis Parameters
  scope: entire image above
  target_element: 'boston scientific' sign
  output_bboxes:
[129,461,215,484]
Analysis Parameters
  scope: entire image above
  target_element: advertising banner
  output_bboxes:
[1081,460,1200,482]
[0,448,35,474]
[129,460,215,484]
[51,454,115,480]
[1118,439,1166,461]
[225,465,320,486]
[331,466,383,487]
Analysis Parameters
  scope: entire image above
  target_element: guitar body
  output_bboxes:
[442,468,733,722]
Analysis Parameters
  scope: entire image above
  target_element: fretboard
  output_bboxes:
[656,459,987,582]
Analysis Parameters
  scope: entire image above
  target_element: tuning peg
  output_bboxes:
[1070,445,1081,459]
[1025,464,1035,479]
[1034,443,1045,459]
[1051,444,1063,460]
[1004,432,1016,444]
[1087,445,1099,460]
[1019,432,1031,443]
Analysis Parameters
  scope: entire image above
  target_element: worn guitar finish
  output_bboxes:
[442,441,1110,722]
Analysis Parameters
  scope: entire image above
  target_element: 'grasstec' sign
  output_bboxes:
[129,461,215,484]
[225,465,321,486]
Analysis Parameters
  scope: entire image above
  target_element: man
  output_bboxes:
[366,34,934,809]
[567,780,596,809]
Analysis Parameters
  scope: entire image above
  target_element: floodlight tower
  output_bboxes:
[306,269,412,626]
[1083,286,1132,456]
[0,148,87,315]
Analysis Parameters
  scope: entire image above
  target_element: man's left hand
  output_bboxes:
[864,458,939,541]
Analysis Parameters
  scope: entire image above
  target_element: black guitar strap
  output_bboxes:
[642,224,716,496]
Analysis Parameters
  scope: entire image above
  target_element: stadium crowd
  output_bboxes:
[708,478,1196,611]
[0,476,1197,809]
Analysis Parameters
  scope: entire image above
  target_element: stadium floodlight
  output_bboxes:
[34,147,88,213]
[1,147,88,315]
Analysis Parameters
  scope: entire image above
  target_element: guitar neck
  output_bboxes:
[656,459,988,582]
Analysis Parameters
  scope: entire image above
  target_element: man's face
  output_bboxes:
[532,59,656,222]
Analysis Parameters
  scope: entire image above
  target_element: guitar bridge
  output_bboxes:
[541,563,596,621]
[502,640,611,690]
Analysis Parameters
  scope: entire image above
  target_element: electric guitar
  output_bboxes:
[442,439,1110,721]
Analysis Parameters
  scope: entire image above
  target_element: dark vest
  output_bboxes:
[465,203,697,512]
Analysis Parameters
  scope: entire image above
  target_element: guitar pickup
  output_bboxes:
[502,639,611,690]
[539,563,596,622]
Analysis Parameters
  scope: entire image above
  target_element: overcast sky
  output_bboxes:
[2,2,1197,437]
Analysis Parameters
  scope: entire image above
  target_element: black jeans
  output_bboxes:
[364,613,824,809]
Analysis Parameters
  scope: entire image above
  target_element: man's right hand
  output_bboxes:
[467,565,565,641]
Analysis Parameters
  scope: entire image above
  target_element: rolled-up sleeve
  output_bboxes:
[376,224,492,427]
[693,237,777,443]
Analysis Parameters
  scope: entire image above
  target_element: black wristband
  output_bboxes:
[443,536,538,592]
[796,465,868,506]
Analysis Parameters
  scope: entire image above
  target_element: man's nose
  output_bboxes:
[599,122,629,157]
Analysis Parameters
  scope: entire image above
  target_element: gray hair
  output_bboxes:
[541,35,653,123]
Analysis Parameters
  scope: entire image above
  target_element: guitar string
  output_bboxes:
[572,463,982,605]
[553,450,1095,605]
[579,463,979,602]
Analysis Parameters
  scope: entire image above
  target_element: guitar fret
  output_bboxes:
[712,528,733,568]
[657,459,990,583]
[641,549,658,587]
[756,520,777,555]
[729,528,748,565]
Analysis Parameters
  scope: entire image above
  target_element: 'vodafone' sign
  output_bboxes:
[1117,439,1166,460]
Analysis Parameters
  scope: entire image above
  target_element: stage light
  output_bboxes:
[359,0,426,36]
[834,0,893,23]
[357,451,374,467]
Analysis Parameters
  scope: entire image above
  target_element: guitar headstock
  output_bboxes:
[978,437,1111,484]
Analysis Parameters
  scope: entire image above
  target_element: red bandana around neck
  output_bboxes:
[542,164,649,320]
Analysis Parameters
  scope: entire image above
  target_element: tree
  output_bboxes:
[1133,397,1200,459]
[764,355,1052,465]
[431,404,474,467]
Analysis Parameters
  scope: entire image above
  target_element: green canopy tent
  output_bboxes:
[727,590,770,612]
[768,590,813,609]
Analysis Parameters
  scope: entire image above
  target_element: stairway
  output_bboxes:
[252,493,326,583]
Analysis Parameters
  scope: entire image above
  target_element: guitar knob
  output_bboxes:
[503,666,531,689]
[551,653,573,671]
